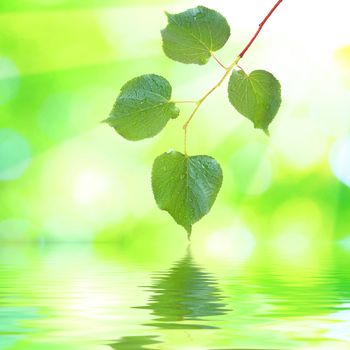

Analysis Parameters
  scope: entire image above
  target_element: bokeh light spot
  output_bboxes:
[0,128,31,181]
[0,218,33,242]
[0,57,19,105]
[309,88,350,137]
[272,118,327,170]
[330,136,350,187]
[334,45,350,70]
[73,170,110,204]
[205,225,256,263]
[230,142,272,196]
[43,215,93,242]
[338,236,350,250]
[272,198,325,262]
[37,93,82,140]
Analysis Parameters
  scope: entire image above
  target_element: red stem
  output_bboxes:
[239,0,284,58]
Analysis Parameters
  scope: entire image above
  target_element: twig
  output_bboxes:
[182,0,284,155]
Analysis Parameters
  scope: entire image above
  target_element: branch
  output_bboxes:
[239,0,284,58]
[182,0,284,155]
[211,52,229,70]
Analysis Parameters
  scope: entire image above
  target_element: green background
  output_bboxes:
[1,2,350,349]
[1,0,350,254]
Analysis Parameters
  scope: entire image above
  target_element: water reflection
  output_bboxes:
[137,250,229,329]
[1,244,350,350]
[110,250,230,349]
[109,335,161,350]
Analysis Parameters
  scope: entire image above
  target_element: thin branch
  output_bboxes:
[172,100,198,104]
[239,0,284,58]
[182,0,285,154]
[210,52,228,70]
[237,64,245,73]
[183,57,240,155]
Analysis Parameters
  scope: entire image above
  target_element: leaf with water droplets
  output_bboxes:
[105,74,180,141]
[228,69,282,133]
[161,6,231,65]
[152,150,223,235]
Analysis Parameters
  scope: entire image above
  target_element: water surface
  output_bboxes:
[1,244,350,349]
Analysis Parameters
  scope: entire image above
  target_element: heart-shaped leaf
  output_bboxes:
[228,69,282,133]
[152,150,223,235]
[106,74,180,141]
[161,6,231,65]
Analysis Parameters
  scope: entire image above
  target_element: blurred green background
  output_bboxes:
[1,0,350,254]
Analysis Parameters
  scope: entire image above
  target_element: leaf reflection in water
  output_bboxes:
[110,250,230,348]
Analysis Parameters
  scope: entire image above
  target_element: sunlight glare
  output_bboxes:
[205,225,256,263]
[74,170,109,205]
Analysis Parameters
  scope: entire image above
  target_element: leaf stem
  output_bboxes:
[172,100,198,104]
[210,52,228,70]
[182,0,284,155]
[183,56,240,155]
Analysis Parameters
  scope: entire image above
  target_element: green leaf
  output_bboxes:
[161,6,230,65]
[228,69,282,133]
[106,74,180,141]
[152,150,223,235]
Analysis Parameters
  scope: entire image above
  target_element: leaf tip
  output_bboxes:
[263,128,270,137]
[164,11,172,19]
[185,225,192,240]
[101,117,111,124]
[253,123,271,137]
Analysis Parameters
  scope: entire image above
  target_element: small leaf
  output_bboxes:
[152,150,223,235]
[106,74,180,141]
[228,69,282,133]
[161,6,230,65]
